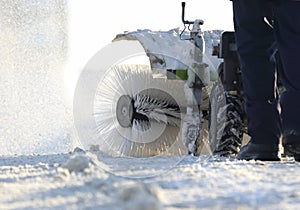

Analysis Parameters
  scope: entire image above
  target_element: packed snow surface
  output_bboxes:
[0,151,300,209]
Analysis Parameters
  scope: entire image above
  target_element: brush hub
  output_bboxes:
[116,95,133,128]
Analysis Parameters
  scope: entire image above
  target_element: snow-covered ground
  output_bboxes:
[1,150,300,209]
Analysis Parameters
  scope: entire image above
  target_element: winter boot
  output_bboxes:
[284,135,300,162]
[237,142,280,161]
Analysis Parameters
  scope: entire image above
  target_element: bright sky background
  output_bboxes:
[68,0,234,69]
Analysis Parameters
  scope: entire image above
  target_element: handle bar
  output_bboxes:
[181,2,194,25]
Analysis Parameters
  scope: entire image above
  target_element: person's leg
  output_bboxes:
[232,0,281,160]
[273,0,300,160]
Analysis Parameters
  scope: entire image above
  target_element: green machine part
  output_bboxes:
[167,69,188,80]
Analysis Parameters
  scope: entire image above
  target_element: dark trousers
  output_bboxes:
[232,0,300,145]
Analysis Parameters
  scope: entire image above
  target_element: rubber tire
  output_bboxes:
[209,81,244,157]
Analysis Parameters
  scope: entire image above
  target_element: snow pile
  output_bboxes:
[118,184,164,210]
[62,153,92,173]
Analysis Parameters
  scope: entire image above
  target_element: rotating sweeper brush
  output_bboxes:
[93,65,188,157]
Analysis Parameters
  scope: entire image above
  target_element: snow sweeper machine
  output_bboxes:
[73,2,246,158]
